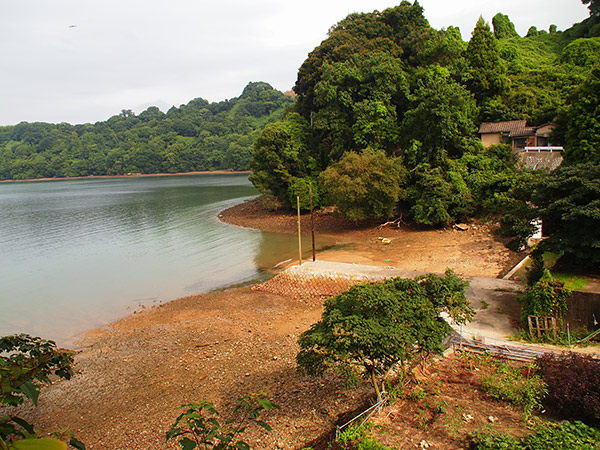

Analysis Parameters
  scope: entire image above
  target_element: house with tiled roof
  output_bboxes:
[478,120,560,151]
[479,120,563,170]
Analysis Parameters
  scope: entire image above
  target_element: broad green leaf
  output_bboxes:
[256,399,277,410]
[179,438,196,450]
[67,438,85,450]
[256,420,272,432]
[10,438,67,450]
[19,383,39,406]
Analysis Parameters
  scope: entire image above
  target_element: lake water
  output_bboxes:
[0,174,318,346]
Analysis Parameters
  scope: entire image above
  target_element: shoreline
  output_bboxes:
[0,170,251,184]
[10,200,527,449]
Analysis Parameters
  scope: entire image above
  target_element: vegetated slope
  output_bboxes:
[0,81,294,180]
[249,2,600,230]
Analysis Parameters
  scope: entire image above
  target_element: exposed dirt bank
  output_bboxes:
[220,199,522,278]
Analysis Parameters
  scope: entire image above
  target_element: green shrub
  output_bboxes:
[332,424,391,450]
[518,270,570,329]
[480,361,547,418]
[166,393,278,450]
[472,421,600,450]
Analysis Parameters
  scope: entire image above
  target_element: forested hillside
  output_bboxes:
[0,82,293,180]
[250,1,600,226]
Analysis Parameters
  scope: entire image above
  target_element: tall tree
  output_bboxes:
[583,0,600,17]
[399,66,477,156]
[249,112,314,206]
[563,66,600,165]
[492,13,520,39]
[533,163,600,269]
[465,16,509,103]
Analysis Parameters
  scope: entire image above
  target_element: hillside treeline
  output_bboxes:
[0,82,293,180]
[250,1,600,227]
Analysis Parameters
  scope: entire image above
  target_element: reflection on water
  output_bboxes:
[0,174,320,346]
[253,230,333,269]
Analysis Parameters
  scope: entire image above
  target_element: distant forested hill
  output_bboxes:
[0,82,293,180]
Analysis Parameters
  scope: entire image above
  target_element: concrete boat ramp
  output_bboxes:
[263,260,524,344]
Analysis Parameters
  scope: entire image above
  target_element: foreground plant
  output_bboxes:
[537,352,600,425]
[166,393,278,450]
[480,360,547,420]
[471,420,600,450]
[0,334,83,449]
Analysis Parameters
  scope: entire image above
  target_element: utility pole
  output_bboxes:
[297,196,302,265]
[309,184,316,261]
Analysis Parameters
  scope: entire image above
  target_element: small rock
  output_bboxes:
[418,440,431,449]
[462,413,474,423]
[488,416,498,423]
[454,223,469,231]
[381,238,391,244]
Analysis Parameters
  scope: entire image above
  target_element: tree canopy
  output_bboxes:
[533,163,600,269]
[319,149,407,220]
[249,2,599,229]
[297,270,473,400]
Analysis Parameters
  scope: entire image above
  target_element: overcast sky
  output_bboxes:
[0,0,590,125]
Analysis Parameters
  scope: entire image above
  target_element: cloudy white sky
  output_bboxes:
[0,0,590,125]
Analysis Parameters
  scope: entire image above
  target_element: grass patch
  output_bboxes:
[551,272,589,290]
[541,252,590,290]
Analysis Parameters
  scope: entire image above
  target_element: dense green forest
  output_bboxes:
[0,82,293,180]
[249,1,600,267]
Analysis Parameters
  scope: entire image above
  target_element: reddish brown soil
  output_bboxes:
[220,200,522,278]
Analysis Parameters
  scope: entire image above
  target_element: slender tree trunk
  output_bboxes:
[371,370,382,403]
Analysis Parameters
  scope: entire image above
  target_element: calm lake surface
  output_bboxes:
[0,174,319,346]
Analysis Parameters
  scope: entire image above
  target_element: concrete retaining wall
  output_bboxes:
[517,152,563,171]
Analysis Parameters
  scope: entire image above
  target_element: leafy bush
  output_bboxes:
[518,270,570,328]
[287,176,320,211]
[480,361,547,418]
[319,149,407,221]
[0,334,80,448]
[331,424,391,450]
[472,421,600,450]
[297,271,472,400]
[533,163,600,268]
[166,394,278,450]
[537,352,600,425]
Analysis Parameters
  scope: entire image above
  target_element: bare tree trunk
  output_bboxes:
[371,370,382,403]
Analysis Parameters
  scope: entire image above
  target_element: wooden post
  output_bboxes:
[309,183,316,262]
[527,316,535,340]
[297,196,302,265]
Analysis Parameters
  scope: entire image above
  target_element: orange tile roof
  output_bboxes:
[478,120,529,135]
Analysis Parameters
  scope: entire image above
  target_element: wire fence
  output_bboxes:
[335,396,389,439]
